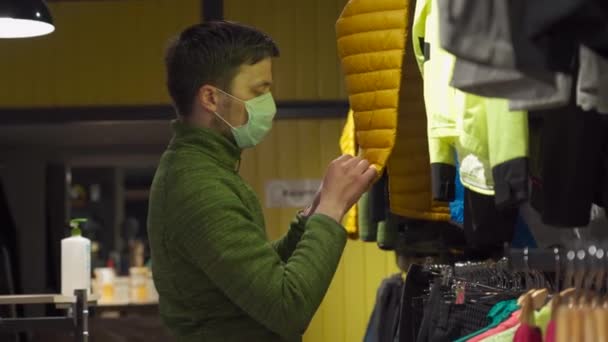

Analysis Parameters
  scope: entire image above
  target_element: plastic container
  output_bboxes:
[94,267,115,302]
[61,218,91,296]
[129,267,149,303]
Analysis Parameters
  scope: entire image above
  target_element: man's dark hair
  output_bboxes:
[165,21,279,116]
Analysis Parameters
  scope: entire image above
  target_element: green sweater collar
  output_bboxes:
[169,120,241,171]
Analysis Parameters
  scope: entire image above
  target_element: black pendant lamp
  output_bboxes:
[0,0,55,38]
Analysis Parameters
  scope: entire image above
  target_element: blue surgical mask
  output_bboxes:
[214,89,277,149]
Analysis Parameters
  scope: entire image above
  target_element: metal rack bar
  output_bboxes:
[0,289,90,341]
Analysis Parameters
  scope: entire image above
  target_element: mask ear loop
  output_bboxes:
[213,87,249,128]
[213,111,237,130]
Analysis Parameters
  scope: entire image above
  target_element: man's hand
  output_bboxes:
[313,155,377,223]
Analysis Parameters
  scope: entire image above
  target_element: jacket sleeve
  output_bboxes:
[168,174,347,340]
[485,99,529,208]
[413,0,457,201]
[270,215,307,262]
[412,0,430,75]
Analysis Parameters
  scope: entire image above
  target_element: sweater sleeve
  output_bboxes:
[270,215,307,262]
[168,176,347,340]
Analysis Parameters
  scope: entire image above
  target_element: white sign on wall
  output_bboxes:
[265,179,321,208]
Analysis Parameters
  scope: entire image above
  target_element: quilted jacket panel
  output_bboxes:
[337,0,450,224]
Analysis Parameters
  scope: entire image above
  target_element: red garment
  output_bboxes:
[468,311,521,342]
[545,320,556,342]
[514,323,542,342]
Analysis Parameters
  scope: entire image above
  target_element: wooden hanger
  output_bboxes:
[556,304,570,342]
[519,293,535,326]
[517,289,535,306]
[531,288,549,310]
[592,304,607,342]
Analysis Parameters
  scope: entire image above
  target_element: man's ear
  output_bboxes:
[197,85,219,113]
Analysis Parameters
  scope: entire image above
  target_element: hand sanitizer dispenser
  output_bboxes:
[61,218,91,296]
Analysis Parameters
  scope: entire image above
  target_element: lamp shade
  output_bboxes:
[0,0,54,38]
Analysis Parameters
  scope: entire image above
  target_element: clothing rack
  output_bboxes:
[0,289,91,342]
[507,246,562,273]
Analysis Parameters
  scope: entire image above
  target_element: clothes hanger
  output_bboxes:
[519,293,535,326]
[556,304,570,342]
[531,288,549,310]
[583,304,595,342]
[570,296,584,342]
[591,304,607,342]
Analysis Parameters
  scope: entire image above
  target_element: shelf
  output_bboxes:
[0,294,99,305]
[124,189,150,201]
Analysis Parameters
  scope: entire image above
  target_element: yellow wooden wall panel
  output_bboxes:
[251,123,281,238]
[0,0,200,108]
[238,118,401,342]
[0,0,349,106]
[342,240,368,341]
[224,0,349,101]
[269,0,297,100]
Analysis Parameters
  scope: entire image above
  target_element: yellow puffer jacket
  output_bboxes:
[337,0,450,223]
[339,110,359,238]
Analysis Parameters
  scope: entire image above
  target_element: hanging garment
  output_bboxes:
[392,217,467,257]
[416,290,519,342]
[433,0,586,113]
[366,273,404,342]
[364,303,380,342]
[387,46,451,221]
[528,85,608,227]
[358,192,375,241]
[438,0,560,104]
[469,311,520,342]
[450,160,465,226]
[357,171,390,243]
[336,0,410,173]
[478,325,520,342]
[478,305,552,342]
[437,0,572,75]
[463,189,518,252]
[513,323,542,342]
[336,0,451,222]
[412,0,529,208]
[578,46,608,114]
[377,220,398,250]
[449,58,562,105]
[397,264,433,342]
[545,320,556,342]
[526,0,608,60]
[339,109,359,238]
[510,213,537,249]
[454,300,520,342]
[508,73,573,112]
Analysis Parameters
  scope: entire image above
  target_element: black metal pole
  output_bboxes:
[74,289,88,342]
[202,0,223,22]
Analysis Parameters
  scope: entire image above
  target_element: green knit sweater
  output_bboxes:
[147,121,347,342]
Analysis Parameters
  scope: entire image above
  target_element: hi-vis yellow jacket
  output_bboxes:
[412,0,529,208]
[337,0,450,237]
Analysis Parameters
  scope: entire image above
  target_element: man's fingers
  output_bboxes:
[343,156,362,169]
[335,154,353,164]
[362,165,378,183]
[353,158,371,174]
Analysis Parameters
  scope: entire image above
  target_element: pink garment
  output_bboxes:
[545,320,556,342]
[514,323,542,342]
[468,311,522,342]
